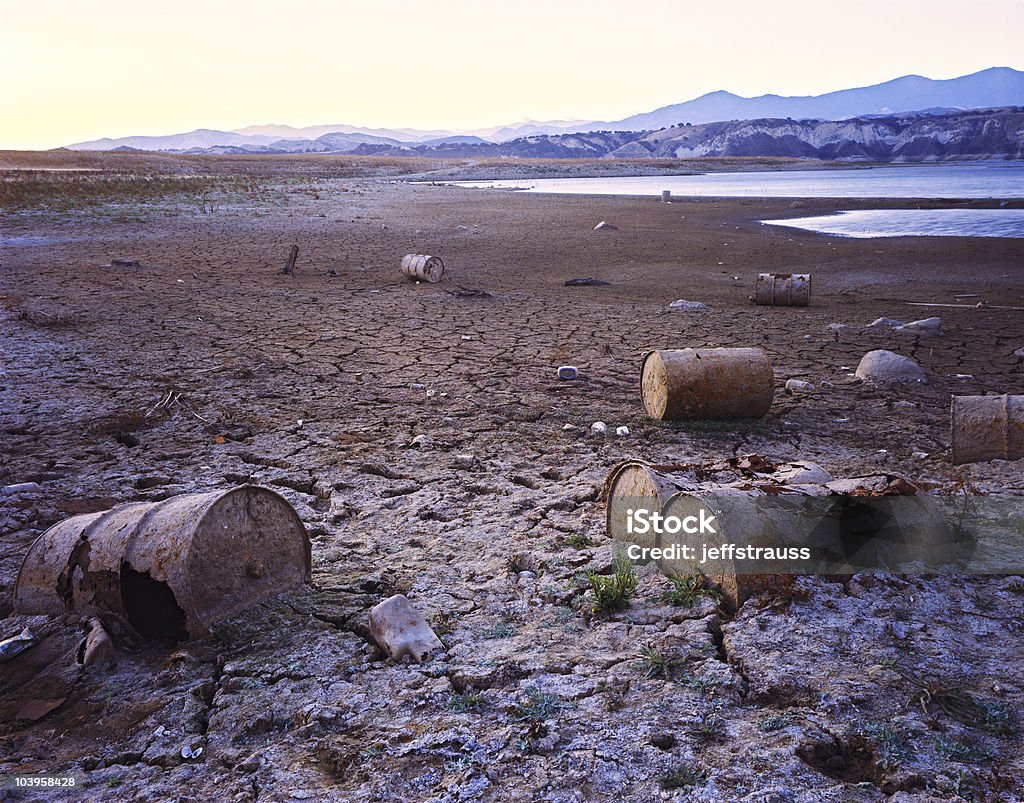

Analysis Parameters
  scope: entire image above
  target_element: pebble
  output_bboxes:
[615,426,629,437]
[785,379,814,394]
[590,421,608,436]
[668,299,708,311]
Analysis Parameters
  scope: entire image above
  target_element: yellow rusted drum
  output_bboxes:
[952,394,1024,465]
[401,254,446,283]
[641,348,774,420]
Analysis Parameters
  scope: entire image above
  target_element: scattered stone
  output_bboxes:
[912,451,929,459]
[819,380,835,389]
[827,322,853,334]
[564,277,610,286]
[867,317,904,328]
[368,594,443,663]
[408,434,433,449]
[452,454,477,470]
[80,617,115,670]
[1013,347,1024,361]
[615,426,629,437]
[895,316,942,336]
[784,379,815,394]
[892,400,917,410]
[855,350,926,384]
[668,299,708,311]
[593,221,617,231]
[590,421,608,436]
[557,366,579,380]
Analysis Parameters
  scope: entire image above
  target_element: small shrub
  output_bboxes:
[588,554,637,615]
[659,762,706,790]
[636,647,681,680]
[450,691,483,713]
[758,713,794,732]
[663,574,720,607]
[512,686,564,723]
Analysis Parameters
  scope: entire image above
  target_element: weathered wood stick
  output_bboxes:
[281,244,299,275]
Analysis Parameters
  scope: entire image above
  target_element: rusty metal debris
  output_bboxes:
[13,486,311,640]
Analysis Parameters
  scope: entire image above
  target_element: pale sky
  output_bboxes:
[2,0,1023,149]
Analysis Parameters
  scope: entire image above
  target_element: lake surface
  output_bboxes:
[453,163,1024,199]
[763,209,1024,238]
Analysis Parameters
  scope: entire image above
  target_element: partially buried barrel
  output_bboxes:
[641,348,774,420]
[13,487,311,640]
[755,273,811,306]
[401,254,446,283]
[951,394,1024,465]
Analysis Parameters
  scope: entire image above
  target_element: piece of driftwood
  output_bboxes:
[281,245,299,275]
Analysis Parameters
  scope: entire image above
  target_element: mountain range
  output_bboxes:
[66,67,1024,156]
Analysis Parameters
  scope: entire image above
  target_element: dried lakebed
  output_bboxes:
[1,159,1023,802]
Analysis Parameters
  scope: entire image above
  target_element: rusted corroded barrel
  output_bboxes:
[13,487,310,640]
[401,254,445,283]
[952,394,1024,465]
[755,273,811,306]
[641,348,774,420]
[608,470,952,611]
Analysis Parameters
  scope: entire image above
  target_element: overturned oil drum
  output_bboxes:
[952,394,1024,465]
[630,481,955,611]
[641,348,774,420]
[13,487,311,640]
[401,253,446,283]
[755,273,811,306]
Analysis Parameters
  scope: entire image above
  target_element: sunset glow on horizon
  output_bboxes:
[2,0,1024,150]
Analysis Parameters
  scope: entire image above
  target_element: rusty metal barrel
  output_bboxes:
[755,273,811,306]
[951,394,1024,465]
[641,348,774,420]
[401,254,446,283]
[13,487,310,640]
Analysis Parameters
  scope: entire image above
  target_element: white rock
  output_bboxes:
[895,316,941,336]
[912,451,929,459]
[369,594,443,663]
[590,421,608,436]
[892,400,917,410]
[867,317,904,328]
[668,299,708,311]
[593,221,617,231]
[855,350,926,384]
[615,426,629,437]
[785,379,815,394]
[0,482,42,498]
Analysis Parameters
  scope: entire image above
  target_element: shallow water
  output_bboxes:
[762,208,1024,238]
[453,163,1024,200]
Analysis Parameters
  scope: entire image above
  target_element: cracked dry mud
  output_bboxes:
[1,156,1023,802]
